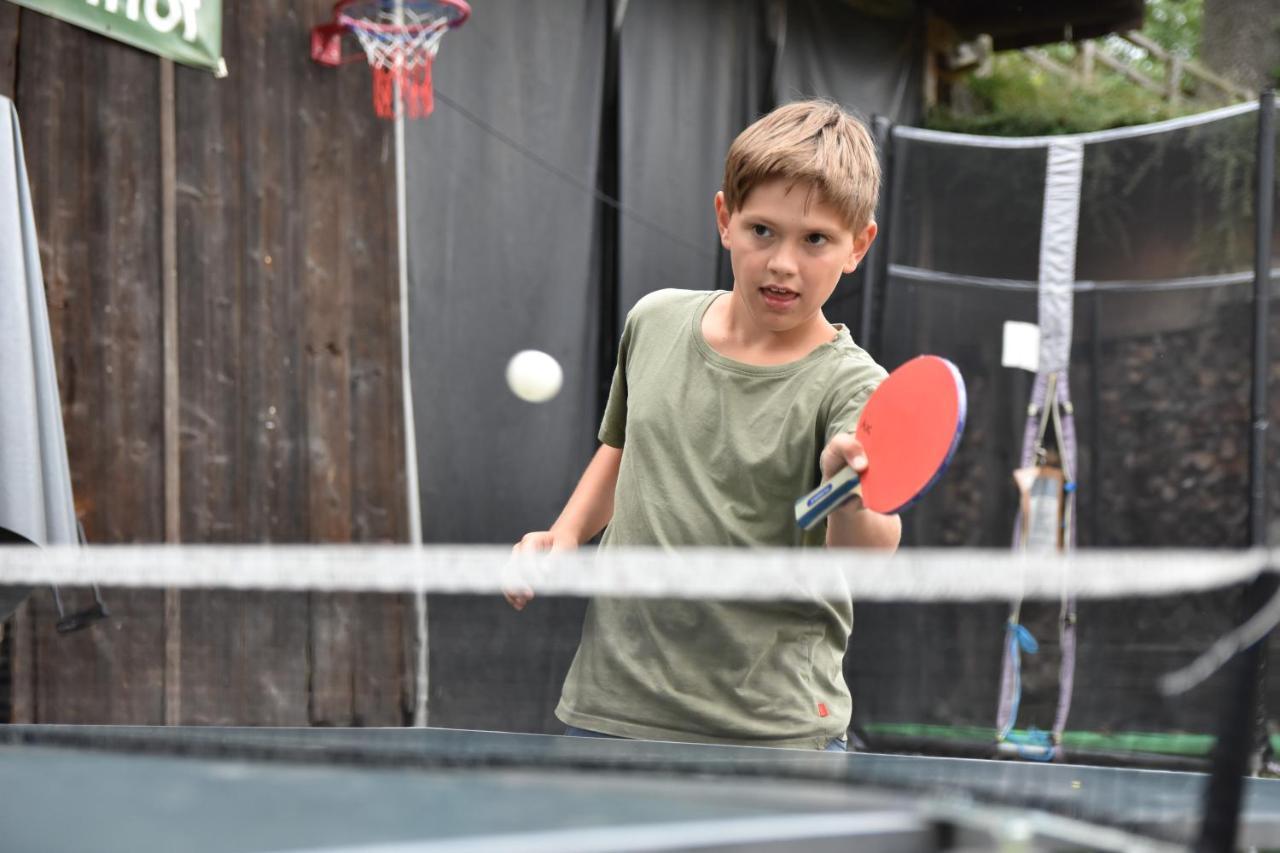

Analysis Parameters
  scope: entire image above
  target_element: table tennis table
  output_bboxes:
[3,724,1279,851]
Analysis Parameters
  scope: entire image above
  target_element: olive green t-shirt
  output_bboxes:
[555,289,887,748]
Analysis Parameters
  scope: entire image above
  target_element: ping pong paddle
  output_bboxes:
[795,355,967,530]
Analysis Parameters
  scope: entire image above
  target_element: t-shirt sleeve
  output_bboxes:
[597,311,635,448]
[823,364,887,445]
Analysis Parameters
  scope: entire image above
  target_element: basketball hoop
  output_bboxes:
[311,0,471,119]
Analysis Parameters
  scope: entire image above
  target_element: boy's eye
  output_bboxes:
[805,233,828,246]
[751,224,772,238]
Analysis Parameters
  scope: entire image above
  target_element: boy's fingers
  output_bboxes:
[504,589,533,610]
[824,434,868,474]
[841,436,869,472]
[507,530,571,609]
[513,533,543,552]
[505,537,541,609]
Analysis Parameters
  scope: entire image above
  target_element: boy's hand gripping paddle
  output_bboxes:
[795,355,967,530]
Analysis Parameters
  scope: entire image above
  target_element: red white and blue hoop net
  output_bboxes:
[311,0,471,119]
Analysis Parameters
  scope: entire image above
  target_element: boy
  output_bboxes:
[508,100,901,750]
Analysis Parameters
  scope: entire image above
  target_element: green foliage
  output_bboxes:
[925,0,1209,136]
[1141,0,1202,60]
[927,54,1200,136]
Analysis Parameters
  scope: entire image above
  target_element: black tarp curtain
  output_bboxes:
[406,0,920,549]
[399,1,1279,738]
[403,0,918,730]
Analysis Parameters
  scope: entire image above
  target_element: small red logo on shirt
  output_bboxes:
[817,703,829,717]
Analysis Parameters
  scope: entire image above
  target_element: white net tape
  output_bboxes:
[0,545,1270,602]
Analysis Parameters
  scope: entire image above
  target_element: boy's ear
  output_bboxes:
[714,191,731,249]
[844,221,878,274]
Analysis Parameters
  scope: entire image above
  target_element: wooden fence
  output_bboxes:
[1023,31,1255,106]
[1,1,413,725]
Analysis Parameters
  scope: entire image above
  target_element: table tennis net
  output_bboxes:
[3,544,1279,848]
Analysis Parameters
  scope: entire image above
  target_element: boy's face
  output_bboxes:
[715,179,875,334]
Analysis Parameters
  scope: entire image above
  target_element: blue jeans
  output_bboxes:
[564,725,848,752]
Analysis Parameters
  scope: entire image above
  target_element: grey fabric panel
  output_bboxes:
[405,1,605,543]
[617,0,771,316]
[0,98,77,547]
[1038,140,1082,375]
[774,0,921,125]
[755,1,920,340]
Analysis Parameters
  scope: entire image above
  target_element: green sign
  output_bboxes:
[9,0,225,75]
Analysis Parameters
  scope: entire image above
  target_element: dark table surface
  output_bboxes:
[3,724,1277,852]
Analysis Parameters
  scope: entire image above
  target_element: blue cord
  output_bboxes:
[999,622,1056,760]
[1007,727,1056,761]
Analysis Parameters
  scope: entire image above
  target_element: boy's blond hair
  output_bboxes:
[722,100,879,231]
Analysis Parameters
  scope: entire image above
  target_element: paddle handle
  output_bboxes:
[794,467,862,530]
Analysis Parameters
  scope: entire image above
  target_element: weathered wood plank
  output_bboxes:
[2,4,25,721]
[238,2,309,544]
[178,589,310,725]
[159,57,183,726]
[301,0,359,724]
[174,31,243,547]
[341,17,410,726]
[32,587,166,724]
[13,0,408,726]
[174,0,310,726]
[8,600,33,723]
[300,5,353,548]
[0,4,18,102]
[309,591,407,726]
[20,0,167,548]
[342,15,404,551]
[305,0,406,724]
[18,11,167,724]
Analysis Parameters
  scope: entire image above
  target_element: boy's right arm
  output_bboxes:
[506,443,623,610]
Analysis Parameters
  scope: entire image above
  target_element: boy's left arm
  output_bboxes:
[819,431,902,550]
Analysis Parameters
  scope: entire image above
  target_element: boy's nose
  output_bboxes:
[767,246,798,277]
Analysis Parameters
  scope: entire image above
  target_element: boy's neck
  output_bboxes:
[702,290,838,366]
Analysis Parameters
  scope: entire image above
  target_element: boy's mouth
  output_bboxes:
[759,285,799,308]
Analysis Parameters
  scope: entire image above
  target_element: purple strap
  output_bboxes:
[1052,376,1079,747]
[998,372,1079,760]
[997,375,1049,735]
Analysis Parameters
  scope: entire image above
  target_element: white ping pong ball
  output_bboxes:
[506,350,563,403]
